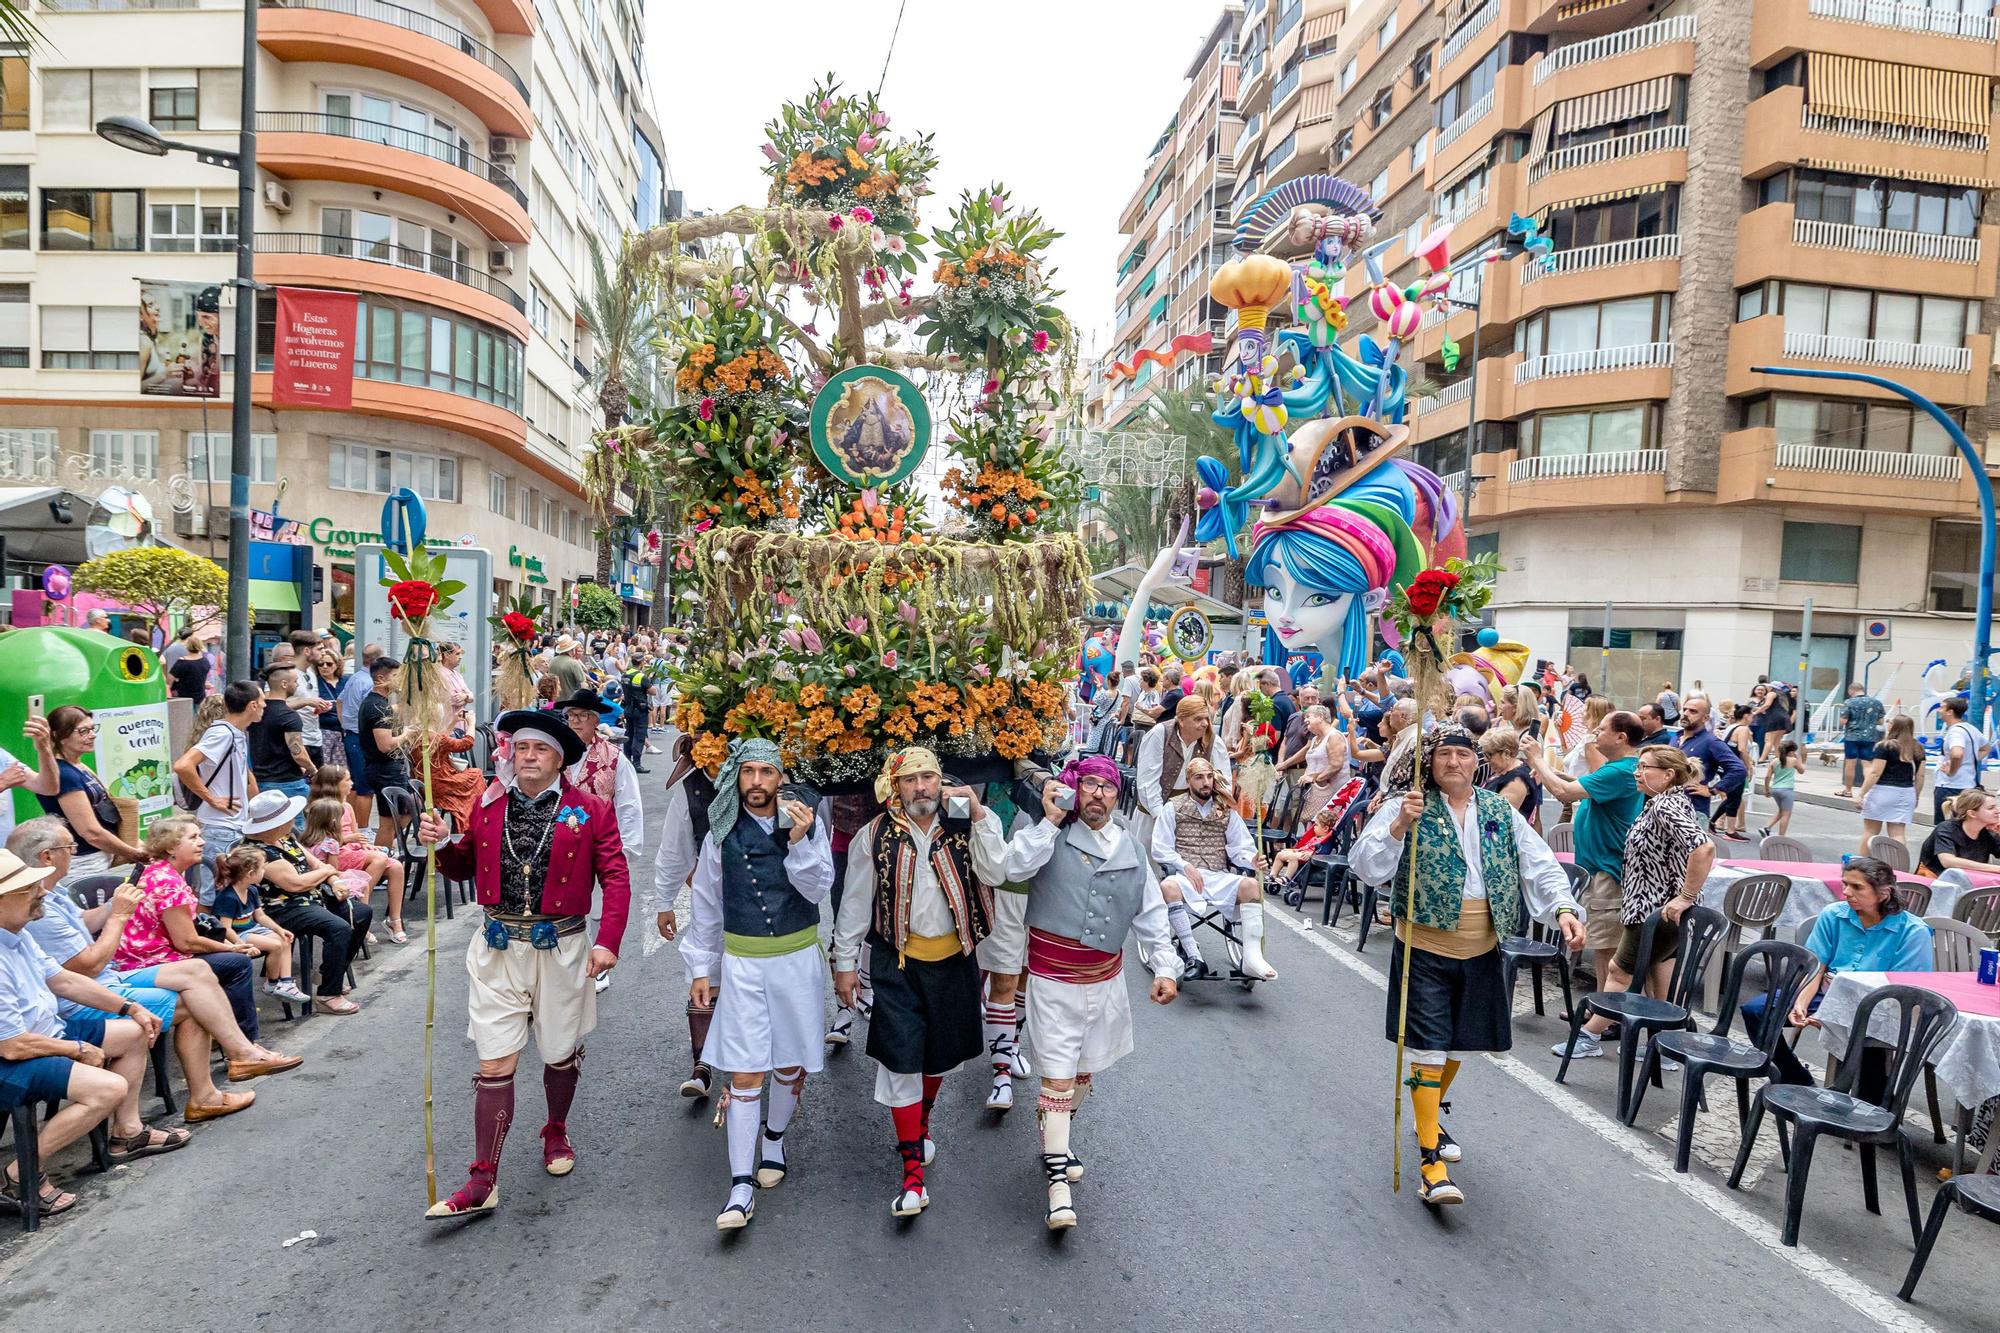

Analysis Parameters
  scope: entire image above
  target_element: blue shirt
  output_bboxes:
[0,926,64,1042]
[1676,726,1748,818]
[24,891,116,1016]
[337,670,375,730]
[1805,902,1933,975]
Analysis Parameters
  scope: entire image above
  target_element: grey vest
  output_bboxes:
[720,817,819,939]
[1025,822,1150,953]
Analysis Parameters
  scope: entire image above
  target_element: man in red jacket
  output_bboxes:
[419,710,630,1220]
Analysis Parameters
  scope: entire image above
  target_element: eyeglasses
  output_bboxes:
[1077,777,1118,795]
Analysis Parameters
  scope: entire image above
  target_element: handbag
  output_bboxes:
[192,911,227,943]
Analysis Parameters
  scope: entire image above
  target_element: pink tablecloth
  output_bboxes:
[1883,970,2000,1019]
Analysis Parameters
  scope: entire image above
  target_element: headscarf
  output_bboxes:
[874,745,942,809]
[708,737,784,844]
[1054,754,1122,827]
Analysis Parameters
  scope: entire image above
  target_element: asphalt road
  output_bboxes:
[2,774,1994,1332]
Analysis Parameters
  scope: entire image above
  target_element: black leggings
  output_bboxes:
[267,896,376,997]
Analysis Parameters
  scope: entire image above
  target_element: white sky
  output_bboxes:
[644,0,1226,356]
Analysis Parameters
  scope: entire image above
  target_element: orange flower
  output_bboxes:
[798,683,826,709]
[691,732,729,774]
[843,685,880,715]
[674,700,706,733]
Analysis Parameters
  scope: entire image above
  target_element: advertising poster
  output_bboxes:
[271,286,359,408]
[139,278,222,398]
[93,702,175,837]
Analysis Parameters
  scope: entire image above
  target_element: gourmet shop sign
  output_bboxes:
[271,287,359,409]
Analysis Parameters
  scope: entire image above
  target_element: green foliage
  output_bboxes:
[573,582,624,631]
[762,74,937,247]
[917,185,1065,369]
[73,546,226,639]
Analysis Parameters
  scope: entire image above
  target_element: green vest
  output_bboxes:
[1391,787,1524,938]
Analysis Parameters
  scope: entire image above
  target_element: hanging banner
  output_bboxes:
[271,286,359,409]
[139,279,222,398]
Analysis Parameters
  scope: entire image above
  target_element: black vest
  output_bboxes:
[869,814,991,949]
[720,816,820,939]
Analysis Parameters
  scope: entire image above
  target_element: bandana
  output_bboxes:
[708,737,784,845]
[874,746,943,806]
[508,725,569,760]
[1055,754,1123,826]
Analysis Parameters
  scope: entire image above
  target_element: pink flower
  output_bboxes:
[897,601,918,626]
[850,206,875,224]
[818,98,833,114]
[691,441,710,458]
[761,142,782,162]
[802,321,819,335]
[981,378,1000,395]
[845,615,869,634]
[775,591,797,608]
[988,192,1008,213]
[801,627,823,653]
[843,664,856,678]
[886,235,906,256]
[856,132,878,153]
[698,397,715,421]
[870,111,888,129]
[882,649,899,669]
[730,285,749,309]
[826,214,844,232]
[691,518,713,534]
[779,627,802,651]
[970,663,992,679]
[1032,330,1051,353]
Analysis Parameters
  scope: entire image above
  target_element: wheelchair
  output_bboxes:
[1151,859,1265,993]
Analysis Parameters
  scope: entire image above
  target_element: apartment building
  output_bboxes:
[1100,5,1244,427]
[0,0,670,629]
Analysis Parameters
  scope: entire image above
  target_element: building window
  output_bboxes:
[1929,519,1988,613]
[530,283,552,337]
[1770,282,1973,348]
[1780,521,1861,585]
[1338,57,1357,92]
[1516,295,1673,359]
[87,430,158,480]
[39,69,140,132]
[0,427,55,480]
[41,188,142,251]
[41,305,137,369]
[0,165,25,251]
[489,469,510,514]
[1370,167,1389,200]
[201,206,236,253]
[1333,129,1354,162]
[1370,85,1395,128]
[1764,396,1958,456]
[186,432,278,485]
[258,292,523,416]
[1409,45,1434,90]
[1523,404,1657,458]
[151,202,196,252]
[0,284,24,367]
[149,83,197,132]
[1409,134,1429,171]
[1790,168,1979,239]
[0,45,25,131]
[1378,10,1399,48]
[328,441,460,501]
[1547,186,1678,250]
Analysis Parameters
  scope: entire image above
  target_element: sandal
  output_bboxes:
[1,1171,77,1217]
[108,1124,192,1163]
[314,997,361,1015]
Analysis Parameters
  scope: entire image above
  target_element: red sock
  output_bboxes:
[920,1073,943,1137]
[451,1072,513,1207]
[890,1102,925,1188]
[543,1050,582,1127]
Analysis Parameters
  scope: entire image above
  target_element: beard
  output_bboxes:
[905,795,939,819]
[742,786,776,810]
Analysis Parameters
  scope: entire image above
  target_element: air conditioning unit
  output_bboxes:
[490,247,516,274]
[263,181,293,214]
[490,135,517,162]
[174,505,226,539]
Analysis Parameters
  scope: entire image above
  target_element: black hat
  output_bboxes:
[552,688,616,716]
[496,709,585,768]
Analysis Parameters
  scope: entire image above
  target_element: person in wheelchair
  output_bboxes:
[1149,759,1277,981]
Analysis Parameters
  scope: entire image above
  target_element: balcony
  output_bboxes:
[252,372,525,453]
[38,0,196,7]
[1736,202,1998,296]
[1522,233,1680,286]
[1744,84,1999,184]
[1442,0,1500,67]
[1533,14,1697,83]
[1807,0,1995,40]
[1714,427,1982,515]
[1752,0,1997,78]
[1528,124,1687,185]
[1508,449,1666,483]
[255,231,528,337]
[1271,65,1301,109]
[256,111,530,243]
[259,0,531,138]
[1436,91,1494,152]
[1793,217,1980,265]
[1514,341,1674,384]
[1725,313,1989,406]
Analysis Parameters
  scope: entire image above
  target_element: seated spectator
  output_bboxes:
[1745,857,1930,1094]
[207,845,309,1006]
[242,792,374,1015]
[1481,726,1541,823]
[0,849,188,1219]
[1916,789,2000,878]
[1268,778,1366,886]
[35,706,147,878]
[308,765,406,942]
[10,819,296,1120]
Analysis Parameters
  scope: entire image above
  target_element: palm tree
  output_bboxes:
[1,0,37,46]
[576,230,661,589]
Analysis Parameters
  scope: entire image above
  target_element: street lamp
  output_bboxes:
[95,0,257,680]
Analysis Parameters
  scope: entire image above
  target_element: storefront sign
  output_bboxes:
[306,516,455,560]
[94,702,174,837]
[139,279,221,398]
[271,286,359,409]
[508,545,549,585]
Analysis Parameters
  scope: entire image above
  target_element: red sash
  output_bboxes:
[1027,927,1123,984]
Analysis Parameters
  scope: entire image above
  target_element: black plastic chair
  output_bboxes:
[4,1098,111,1232]
[1500,917,1575,1019]
[66,876,175,1116]
[379,786,447,919]
[1298,797,1369,927]
[1899,1172,2000,1302]
[1555,905,1728,1122]
[1726,983,1958,1248]
[1634,939,1819,1168]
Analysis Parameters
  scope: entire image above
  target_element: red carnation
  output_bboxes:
[386,579,439,622]
[501,610,535,641]
[1403,569,1459,619]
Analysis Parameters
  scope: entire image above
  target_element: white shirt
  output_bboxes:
[1348,791,1578,925]
[1135,723,1235,817]
[1940,721,1985,789]
[831,810,1007,970]
[0,745,25,848]
[997,817,1177,981]
[188,722,249,829]
[1150,796,1258,877]
[642,778,694,960]
[679,813,834,978]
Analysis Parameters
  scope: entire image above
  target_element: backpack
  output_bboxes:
[173,723,237,812]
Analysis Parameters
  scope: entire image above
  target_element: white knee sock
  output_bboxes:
[1240,901,1276,977]
[1166,900,1200,956]
[726,1085,763,1201]
[764,1071,803,1165]
[983,1000,1015,1070]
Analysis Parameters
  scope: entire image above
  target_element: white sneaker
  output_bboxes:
[1551,1032,1604,1060]
[1002,1039,1032,1080]
[891,1185,929,1217]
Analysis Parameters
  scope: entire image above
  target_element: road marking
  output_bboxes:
[1263,907,1939,1333]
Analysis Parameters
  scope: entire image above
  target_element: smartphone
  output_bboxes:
[1049,784,1077,812]
[25,694,43,721]
[947,795,971,819]
[774,803,792,831]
